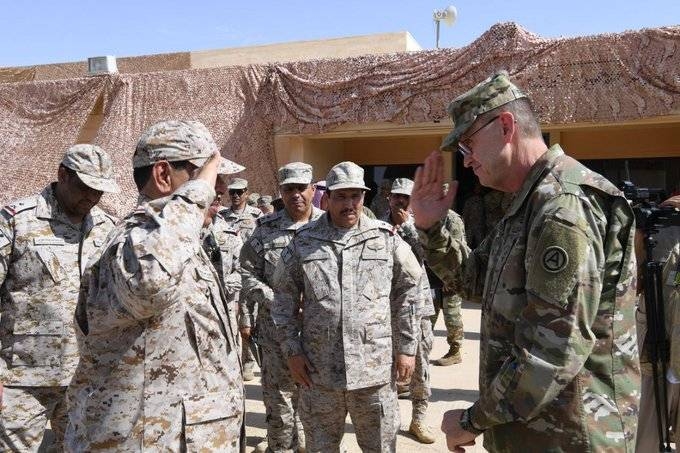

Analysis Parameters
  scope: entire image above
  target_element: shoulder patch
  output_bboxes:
[3,196,38,217]
[527,217,590,308]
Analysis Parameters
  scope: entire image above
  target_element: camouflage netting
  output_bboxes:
[1,22,679,216]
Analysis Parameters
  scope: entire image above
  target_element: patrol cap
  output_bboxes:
[314,180,326,190]
[134,120,243,174]
[390,178,414,196]
[441,71,527,151]
[257,195,273,207]
[228,178,248,190]
[325,161,370,191]
[217,158,245,175]
[278,162,313,186]
[61,144,120,193]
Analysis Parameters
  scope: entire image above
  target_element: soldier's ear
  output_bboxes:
[151,161,174,195]
[57,165,68,184]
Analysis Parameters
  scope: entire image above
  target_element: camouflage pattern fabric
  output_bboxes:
[483,190,513,234]
[271,213,421,448]
[202,213,243,339]
[220,204,262,242]
[0,184,115,452]
[1,385,68,452]
[239,207,323,451]
[298,382,399,453]
[369,195,390,220]
[410,318,434,422]
[419,145,640,452]
[66,180,243,452]
[430,290,464,347]
[462,193,486,249]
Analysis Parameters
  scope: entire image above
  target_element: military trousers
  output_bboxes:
[635,371,680,452]
[0,385,67,452]
[410,318,434,421]
[429,288,463,346]
[259,311,304,452]
[298,382,399,453]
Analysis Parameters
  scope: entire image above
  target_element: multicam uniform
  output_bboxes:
[66,181,244,452]
[420,145,640,452]
[0,185,116,452]
[272,213,422,452]
[203,213,243,335]
[427,210,466,361]
[240,207,324,452]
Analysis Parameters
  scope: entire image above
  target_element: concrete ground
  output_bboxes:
[243,301,486,452]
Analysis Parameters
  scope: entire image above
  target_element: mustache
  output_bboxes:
[341,208,357,216]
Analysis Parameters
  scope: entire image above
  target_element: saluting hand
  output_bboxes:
[411,150,458,231]
[195,152,221,190]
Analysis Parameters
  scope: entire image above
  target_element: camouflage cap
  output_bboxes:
[390,178,414,196]
[314,180,326,190]
[326,161,370,191]
[134,120,229,169]
[257,195,273,207]
[228,178,248,190]
[441,71,527,151]
[217,158,245,175]
[61,144,120,193]
[278,162,313,186]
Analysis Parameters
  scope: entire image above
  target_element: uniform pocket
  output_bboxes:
[11,319,64,367]
[301,250,332,301]
[35,246,68,283]
[183,392,241,452]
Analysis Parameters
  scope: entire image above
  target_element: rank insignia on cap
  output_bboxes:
[542,246,569,273]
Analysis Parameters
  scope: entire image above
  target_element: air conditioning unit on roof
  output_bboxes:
[88,56,118,75]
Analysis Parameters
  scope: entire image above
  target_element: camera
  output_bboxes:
[619,181,680,231]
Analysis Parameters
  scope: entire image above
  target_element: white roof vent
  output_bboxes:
[88,56,118,75]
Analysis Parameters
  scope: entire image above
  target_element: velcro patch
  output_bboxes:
[527,218,589,308]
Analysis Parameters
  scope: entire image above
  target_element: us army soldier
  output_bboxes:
[379,177,437,444]
[272,161,422,452]
[240,162,323,453]
[66,120,244,452]
[0,144,119,452]
[412,72,640,452]
[202,161,246,337]
[222,177,262,380]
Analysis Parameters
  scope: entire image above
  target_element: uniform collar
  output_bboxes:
[36,183,101,230]
[504,144,564,219]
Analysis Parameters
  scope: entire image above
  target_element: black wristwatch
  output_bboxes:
[459,408,485,435]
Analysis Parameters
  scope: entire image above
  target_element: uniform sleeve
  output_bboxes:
[390,234,423,356]
[0,212,13,288]
[471,193,631,429]
[239,228,274,328]
[271,242,304,358]
[417,211,473,297]
[221,234,243,292]
[109,180,215,320]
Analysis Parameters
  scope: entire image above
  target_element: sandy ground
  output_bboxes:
[243,301,486,452]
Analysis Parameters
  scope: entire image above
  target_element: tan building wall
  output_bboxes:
[192,32,421,68]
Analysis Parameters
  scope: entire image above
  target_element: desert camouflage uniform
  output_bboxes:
[240,207,323,452]
[379,213,434,424]
[202,213,243,337]
[272,213,422,452]
[222,204,262,370]
[420,145,640,452]
[0,185,116,452]
[66,180,244,452]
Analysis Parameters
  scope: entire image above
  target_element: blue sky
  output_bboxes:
[1,0,678,67]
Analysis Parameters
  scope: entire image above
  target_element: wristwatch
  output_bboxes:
[459,408,485,435]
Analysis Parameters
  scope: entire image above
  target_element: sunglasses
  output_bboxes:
[457,115,500,157]
[229,189,246,196]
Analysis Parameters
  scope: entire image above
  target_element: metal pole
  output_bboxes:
[435,20,441,49]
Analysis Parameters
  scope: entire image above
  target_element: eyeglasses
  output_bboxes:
[229,189,246,196]
[457,115,500,157]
